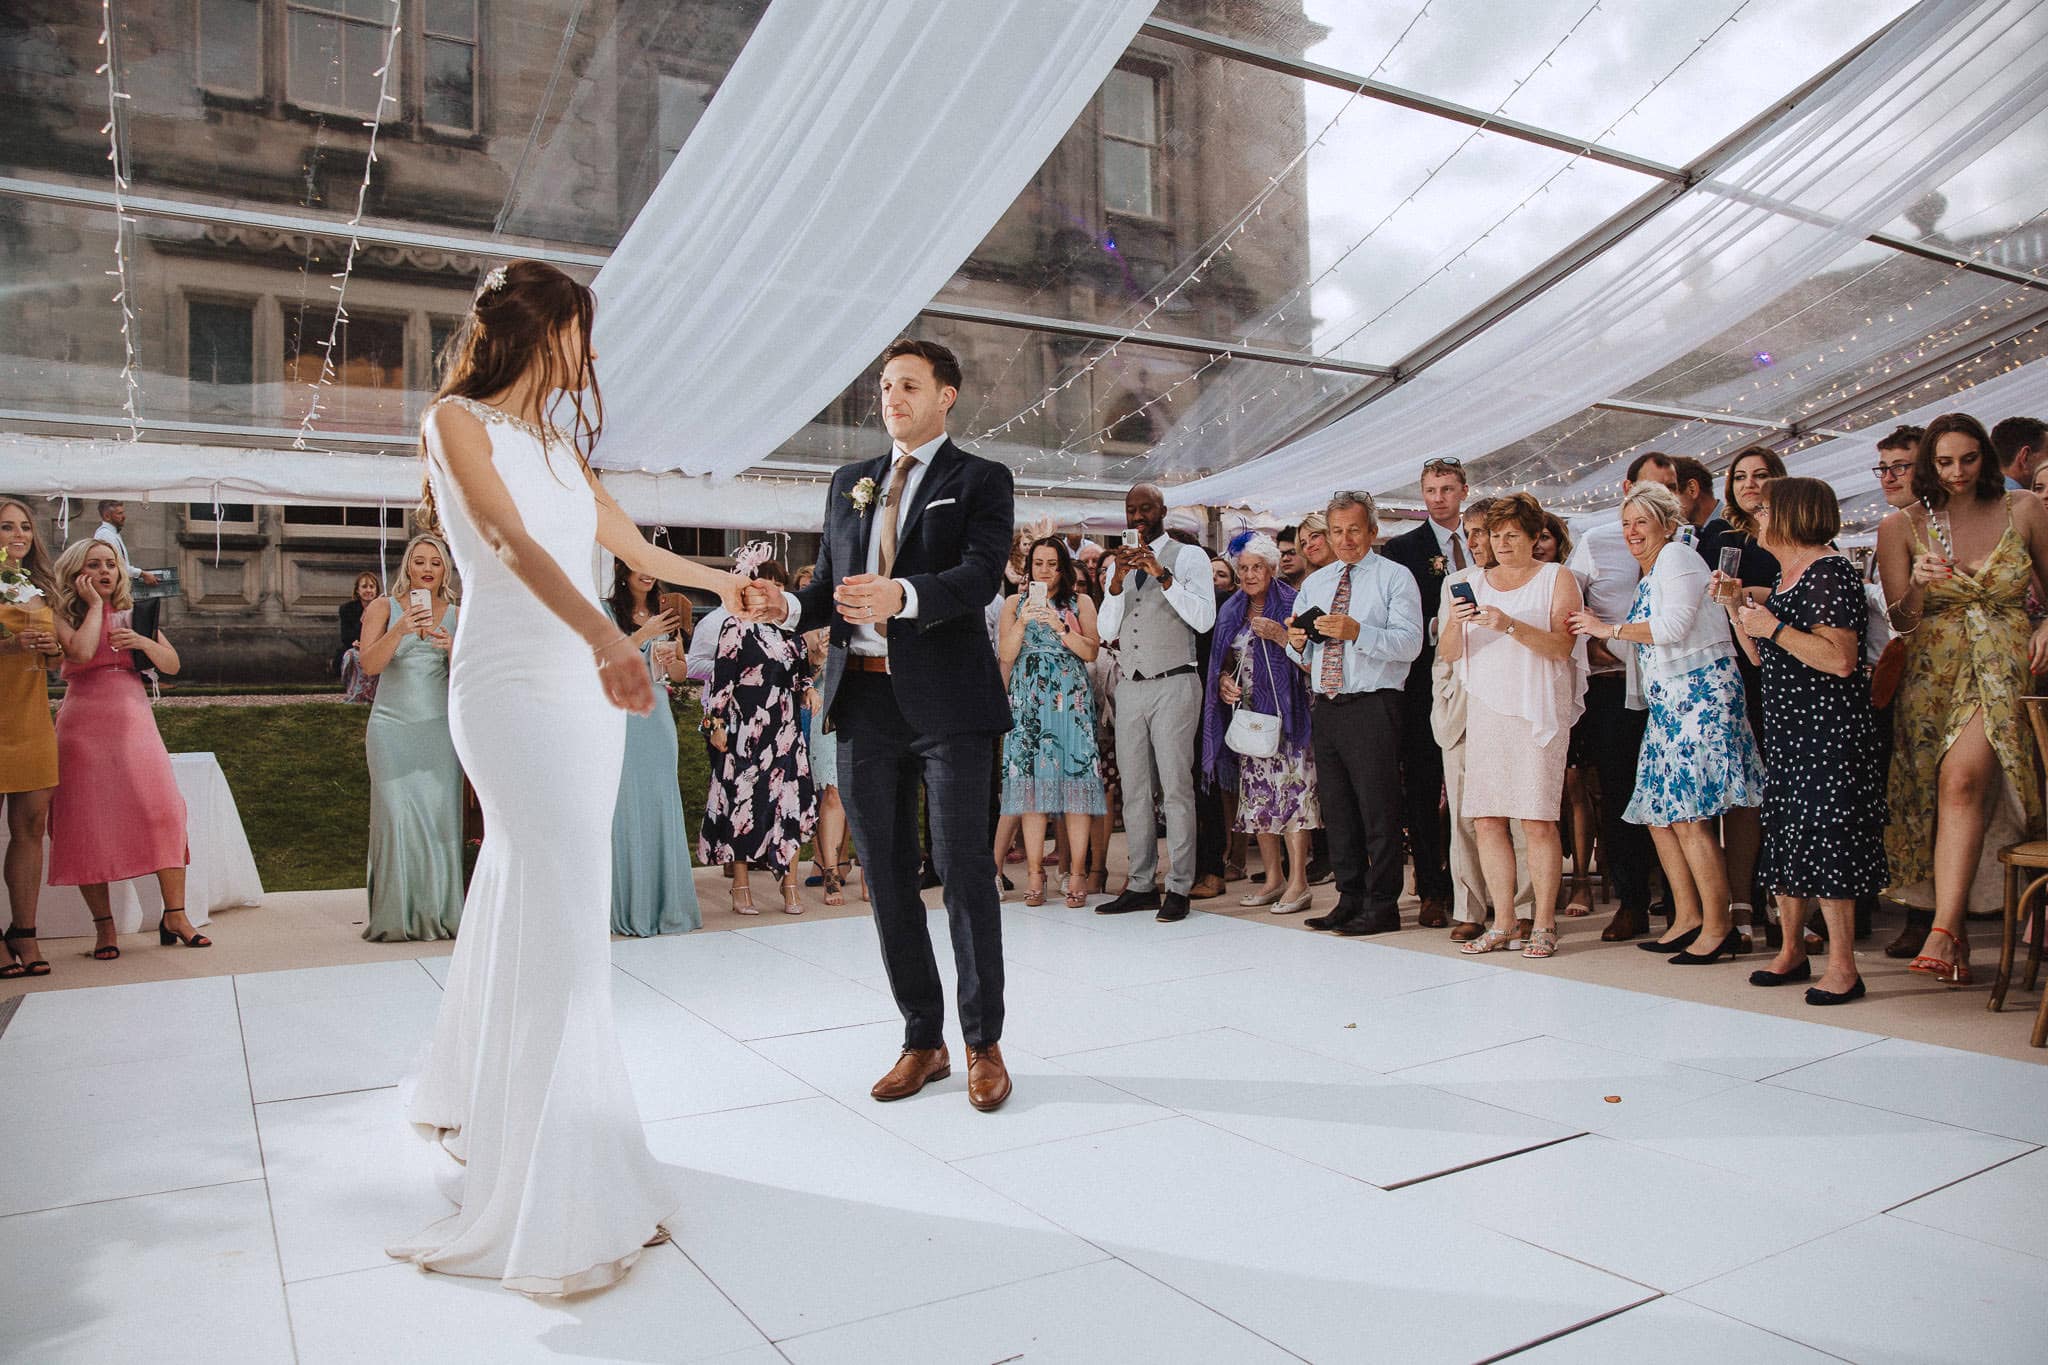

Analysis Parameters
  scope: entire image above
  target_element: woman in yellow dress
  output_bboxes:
[1876,414,2048,985]
[1,496,62,978]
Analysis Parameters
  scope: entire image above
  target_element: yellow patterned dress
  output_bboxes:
[1885,499,2043,891]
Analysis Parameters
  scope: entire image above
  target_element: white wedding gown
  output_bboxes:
[389,395,677,1294]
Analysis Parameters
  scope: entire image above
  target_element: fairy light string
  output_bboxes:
[293,0,405,450]
[96,0,142,442]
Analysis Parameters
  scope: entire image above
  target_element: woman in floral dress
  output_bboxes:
[995,537,1104,908]
[1200,532,1318,914]
[698,557,816,916]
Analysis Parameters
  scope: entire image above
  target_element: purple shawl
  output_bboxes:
[1200,580,1311,791]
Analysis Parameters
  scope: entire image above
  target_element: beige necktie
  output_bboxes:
[873,453,917,637]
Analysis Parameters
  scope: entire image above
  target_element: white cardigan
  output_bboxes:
[1624,541,1736,709]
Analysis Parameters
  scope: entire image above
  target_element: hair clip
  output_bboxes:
[479,266,508,296]
[731,538,775,579]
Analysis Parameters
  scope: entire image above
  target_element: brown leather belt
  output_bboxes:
[846,654,890,674]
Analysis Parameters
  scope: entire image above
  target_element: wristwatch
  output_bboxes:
[1770,620,1788,643]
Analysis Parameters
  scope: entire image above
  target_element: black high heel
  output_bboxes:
[91,914,120,961]
[1671,932,1743,965]
[1748,959,1812,987]
[3,925,50,978]
[158,911,211,948]
[1638,925,1701,955]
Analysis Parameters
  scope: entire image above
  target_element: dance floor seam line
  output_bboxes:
[0,1174,267,1223]
[1878,1144,2048,1218]
[232,972,304,1365]
[1473,1290,1665,1364]
[1373,1130,1594,1193]
[762,1255,1122,1348]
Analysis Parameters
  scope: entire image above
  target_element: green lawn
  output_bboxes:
[155,697,714,892]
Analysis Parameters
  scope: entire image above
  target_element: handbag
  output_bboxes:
[1224,630,1283,759]
[1869,636,1907,710]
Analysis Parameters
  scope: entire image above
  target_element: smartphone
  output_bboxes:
[1448,581,1477,609]
[659,591,690,636]
[1028,581,1048,608]
[1291,605,1325,635]
[1121,528,1142,549]
[408,588,432,631]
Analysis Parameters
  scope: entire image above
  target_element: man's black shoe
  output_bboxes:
[1304,903,1358,931]
[1333,911,1401,936]
[1096,888,1161,915]
[919,862,944,890]
[1156,891,1191,923]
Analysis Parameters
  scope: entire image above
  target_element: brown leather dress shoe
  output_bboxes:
[1600,905,1643,942]
[871,1045,951,1102]
[1417,898,1450,929]
[966,1043,1012,1112]
[1189,875,1227,901]
[1885,912,1933,960]
[1449,920,1486,942]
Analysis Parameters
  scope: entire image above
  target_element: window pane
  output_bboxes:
[286,11,347,109]
[425,37,475,128]
[344,20,388,117]
[424,0,476,40]
[1102,139,1154,217]
[283,309,408,432]
[187,300,254,414]
[189,502,256,520]
[197,0,262,93]
[1101,68,1155,143]
[657,74,713,176]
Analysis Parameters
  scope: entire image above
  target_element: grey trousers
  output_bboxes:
[1442,735,1534,924]
[1115,674,1201,895]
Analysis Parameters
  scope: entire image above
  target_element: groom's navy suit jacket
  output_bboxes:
[790,438,1014,737]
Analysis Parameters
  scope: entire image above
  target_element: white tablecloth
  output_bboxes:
[3,752,265,938]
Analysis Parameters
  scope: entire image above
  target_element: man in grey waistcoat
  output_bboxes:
[1094,484,1217,923]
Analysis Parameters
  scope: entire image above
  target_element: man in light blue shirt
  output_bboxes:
[1285,490,1423,935]
[1991,416,2042,494]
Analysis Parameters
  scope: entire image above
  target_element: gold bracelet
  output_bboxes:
[593,634,635,661]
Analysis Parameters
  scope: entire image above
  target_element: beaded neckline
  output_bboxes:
[436,394,552,443]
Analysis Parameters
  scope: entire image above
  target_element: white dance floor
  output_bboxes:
[4,902,2044,1364]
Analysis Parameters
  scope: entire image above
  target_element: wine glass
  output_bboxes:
[1715,547,1743,606]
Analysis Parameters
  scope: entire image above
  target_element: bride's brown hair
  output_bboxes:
[417,259,604,529]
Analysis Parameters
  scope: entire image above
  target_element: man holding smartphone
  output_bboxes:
[1096,483,1217,922]
[1287,490,1423,936]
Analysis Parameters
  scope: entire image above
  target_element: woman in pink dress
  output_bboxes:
[48,538,201,960]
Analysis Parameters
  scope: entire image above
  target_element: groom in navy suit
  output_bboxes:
[746,339,1016,1111]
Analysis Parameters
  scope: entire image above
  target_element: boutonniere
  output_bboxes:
[1429,555,1447,576]
[846,477,879,516]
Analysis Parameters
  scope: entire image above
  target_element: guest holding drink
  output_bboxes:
[1569,482,1763,964]
[605,559,699,936]
[48,539,199,959]
[1875,413,2048,985]
[699,555,816,915]
[357,534,464,942]
[995,537,1104,907]
[1725,478,1885,1005]
[1201,531,1318,913]
[1,496,61,978]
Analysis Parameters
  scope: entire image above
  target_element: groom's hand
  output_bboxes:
[835,573,904,626]
[741,581,788,624]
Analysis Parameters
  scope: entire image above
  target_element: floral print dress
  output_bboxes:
[1227,626,1320,834]
[1622,578,1765,827]
[1000,609,1106,815]
[697,614,816,874]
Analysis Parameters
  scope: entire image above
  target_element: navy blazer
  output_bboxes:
[1381,520,1453,692]
[791,438,1014,737]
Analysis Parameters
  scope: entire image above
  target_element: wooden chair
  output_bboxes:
[1989,696,2048,1047]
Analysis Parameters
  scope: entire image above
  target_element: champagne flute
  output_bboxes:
[1715,547,1743,606]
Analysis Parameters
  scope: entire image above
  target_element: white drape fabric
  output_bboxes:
[588,0,1156,476]
[1789,356,2048,503]
[1168,0,2048,516]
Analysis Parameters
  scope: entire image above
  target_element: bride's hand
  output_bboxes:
[594,636,655,716]
[718,572,754,622]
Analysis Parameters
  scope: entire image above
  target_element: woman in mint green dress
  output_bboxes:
[607,563,700,936]
[359,535,465,942]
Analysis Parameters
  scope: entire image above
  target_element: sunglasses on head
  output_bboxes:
[1422,458,1463,474]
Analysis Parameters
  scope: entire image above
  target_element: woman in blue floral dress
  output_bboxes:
[1570,482,1762,964]
[996,537,1104,908]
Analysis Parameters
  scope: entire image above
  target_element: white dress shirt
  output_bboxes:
[1096,534,1218,643]
[1566,519,1641,676]
[779,433,936,653]
[1428,516,1469,572]
[94,521,146,581]
[1285,552,1424,694]
[685,605,727,683]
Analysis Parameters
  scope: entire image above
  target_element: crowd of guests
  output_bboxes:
[2,496,205,978]
[7,407,2045,1014]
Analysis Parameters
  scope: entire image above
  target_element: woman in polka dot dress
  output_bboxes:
[1726,477,1885,1006]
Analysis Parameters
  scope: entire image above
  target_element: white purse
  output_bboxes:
[1224,630,1283,759]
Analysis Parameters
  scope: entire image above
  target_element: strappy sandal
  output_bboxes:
[1522,928,1559,960]
[1024,869,1046,908]
[731,886,760,916]
[91,914,120,961]
[158,910,211,948]
[821,862,847,906]
[1459,927,1514,955]
[1908,925,1972,985]
[1563,877,1593,918]
[780,878,804,916]
[1064,871,1088,909]
[3,925,49,978]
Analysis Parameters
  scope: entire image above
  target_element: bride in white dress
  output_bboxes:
[390,259,747,1295]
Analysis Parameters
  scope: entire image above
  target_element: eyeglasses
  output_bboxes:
[1870,462,1913,480]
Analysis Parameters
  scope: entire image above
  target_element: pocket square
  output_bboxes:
[924,497,957,509]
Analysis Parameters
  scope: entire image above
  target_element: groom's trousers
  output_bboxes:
[834,670,1006,1051]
